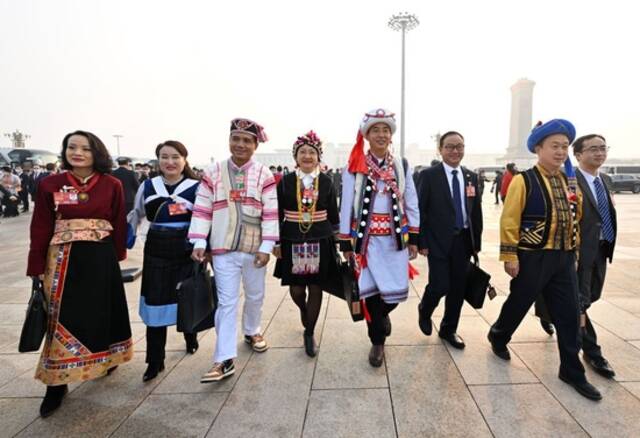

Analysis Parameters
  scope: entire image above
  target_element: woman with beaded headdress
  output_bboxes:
[273,131,340,357]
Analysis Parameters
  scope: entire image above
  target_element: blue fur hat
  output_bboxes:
[527,119,576,178]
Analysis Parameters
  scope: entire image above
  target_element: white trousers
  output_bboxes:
[212,251,266,362]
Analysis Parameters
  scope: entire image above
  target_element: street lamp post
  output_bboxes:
[113,134,124,157]
[388,12,419,159]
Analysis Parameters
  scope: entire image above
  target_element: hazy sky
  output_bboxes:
[2,0,639,164]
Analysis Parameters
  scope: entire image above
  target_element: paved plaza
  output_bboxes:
[0,192,639,437]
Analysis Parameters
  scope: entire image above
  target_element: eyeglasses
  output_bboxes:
[583,146,610,153]
[442,144,465,152]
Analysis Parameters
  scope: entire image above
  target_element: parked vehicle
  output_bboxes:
[609,174,640,193]
[0,148,59,167]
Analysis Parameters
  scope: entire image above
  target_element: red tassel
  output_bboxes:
[362,299,371,322]
[408,262,419,279]
[348,131,368,174]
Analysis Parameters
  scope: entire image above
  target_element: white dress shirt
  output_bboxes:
[442,162,468,228]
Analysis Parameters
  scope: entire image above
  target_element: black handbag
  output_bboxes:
[464,254,496,309]
[18,278,48,353]
[338,256,364,322]
[176,262,217,333]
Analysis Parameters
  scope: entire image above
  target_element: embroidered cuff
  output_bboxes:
[258,240,276,254]
[192,239,207,250]
[499,244,518,262]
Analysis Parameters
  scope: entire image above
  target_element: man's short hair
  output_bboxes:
[573,134,606,155]
[117,157,130,165]
[439,131,464,147]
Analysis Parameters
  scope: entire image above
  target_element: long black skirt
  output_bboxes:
[36,240,133,385]
[140,227,194,327]
[274,237,341,294]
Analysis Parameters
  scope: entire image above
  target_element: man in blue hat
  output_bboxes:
[487,119,602,401]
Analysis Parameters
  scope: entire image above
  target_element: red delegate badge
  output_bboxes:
[465,184,476,197]
[168,202,188,216]
[54,191,79,205]
[229,189,245,201]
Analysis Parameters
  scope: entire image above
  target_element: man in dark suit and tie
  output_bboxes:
[417,131,483,349]
[573,134,617,377]
[112,157,140,214]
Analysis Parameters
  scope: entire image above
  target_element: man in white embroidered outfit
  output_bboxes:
[339,108,420,367]
[189,118,279,382]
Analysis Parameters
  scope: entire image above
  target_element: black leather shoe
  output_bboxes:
[487,331,510,360]
[384,315,392,337]
[585,356,616,379]
[40,385,68,418]
[143,361,165,382]
[185,333,199,354]
[540,319,555,336]
[559,372,602,401]
[439,332,465,349]
[303,333,317,357]
[368,345,384,368]
[418,304,432,336]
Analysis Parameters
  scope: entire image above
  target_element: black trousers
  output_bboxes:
[420,230,472,335]
[365,295,398,346]
[20,190,29,211]
[491,250,586,383]
[537,242,609,360]
[146,326,196,363]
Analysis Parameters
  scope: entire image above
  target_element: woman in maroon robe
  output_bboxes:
[27,130,133,417]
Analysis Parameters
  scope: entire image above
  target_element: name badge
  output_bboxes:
[229,189,245,201]
[465,184,476,197]
[168,202,188,216]
[54,191,79,205]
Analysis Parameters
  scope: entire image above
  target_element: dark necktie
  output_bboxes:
[594,177,614,242]
[452,169,464,230]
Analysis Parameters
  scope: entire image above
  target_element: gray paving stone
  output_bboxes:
[588,300,640,341]
[386,345,492,438]
[0,304,29,326]
[112,392,226,438]
[386,297,448,346]
[303,388,396,438]
[586,322,640,382]
[0,353,38,389]
[16,352,182,438]
[264,294,326,348]
[470,383,587,437]
[206,349,314,438]
[511,342,640,437]
[0,287,29,304]
[477,295,557,344]
[153,329,252,394]
[440,316,539,385]
[0,397,41,437]
[313,317,387,390]
[621,382,640,401]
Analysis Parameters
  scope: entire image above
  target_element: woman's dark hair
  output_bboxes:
[573,134,606,155]
[439,131,465,147]
[155,141,199,180]
[60,130,113,173]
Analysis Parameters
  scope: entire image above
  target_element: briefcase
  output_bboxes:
[18,278,48,353]
[464,257,495,309]
[176,262,217,333]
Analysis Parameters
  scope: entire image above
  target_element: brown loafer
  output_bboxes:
[368,345,384,368]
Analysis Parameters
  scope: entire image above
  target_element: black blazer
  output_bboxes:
[576,169,617,264]
[417,163,483,257]
[112,167,140,208]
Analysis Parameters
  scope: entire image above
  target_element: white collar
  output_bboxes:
[296,167,319,179]
[442,162,461,175]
